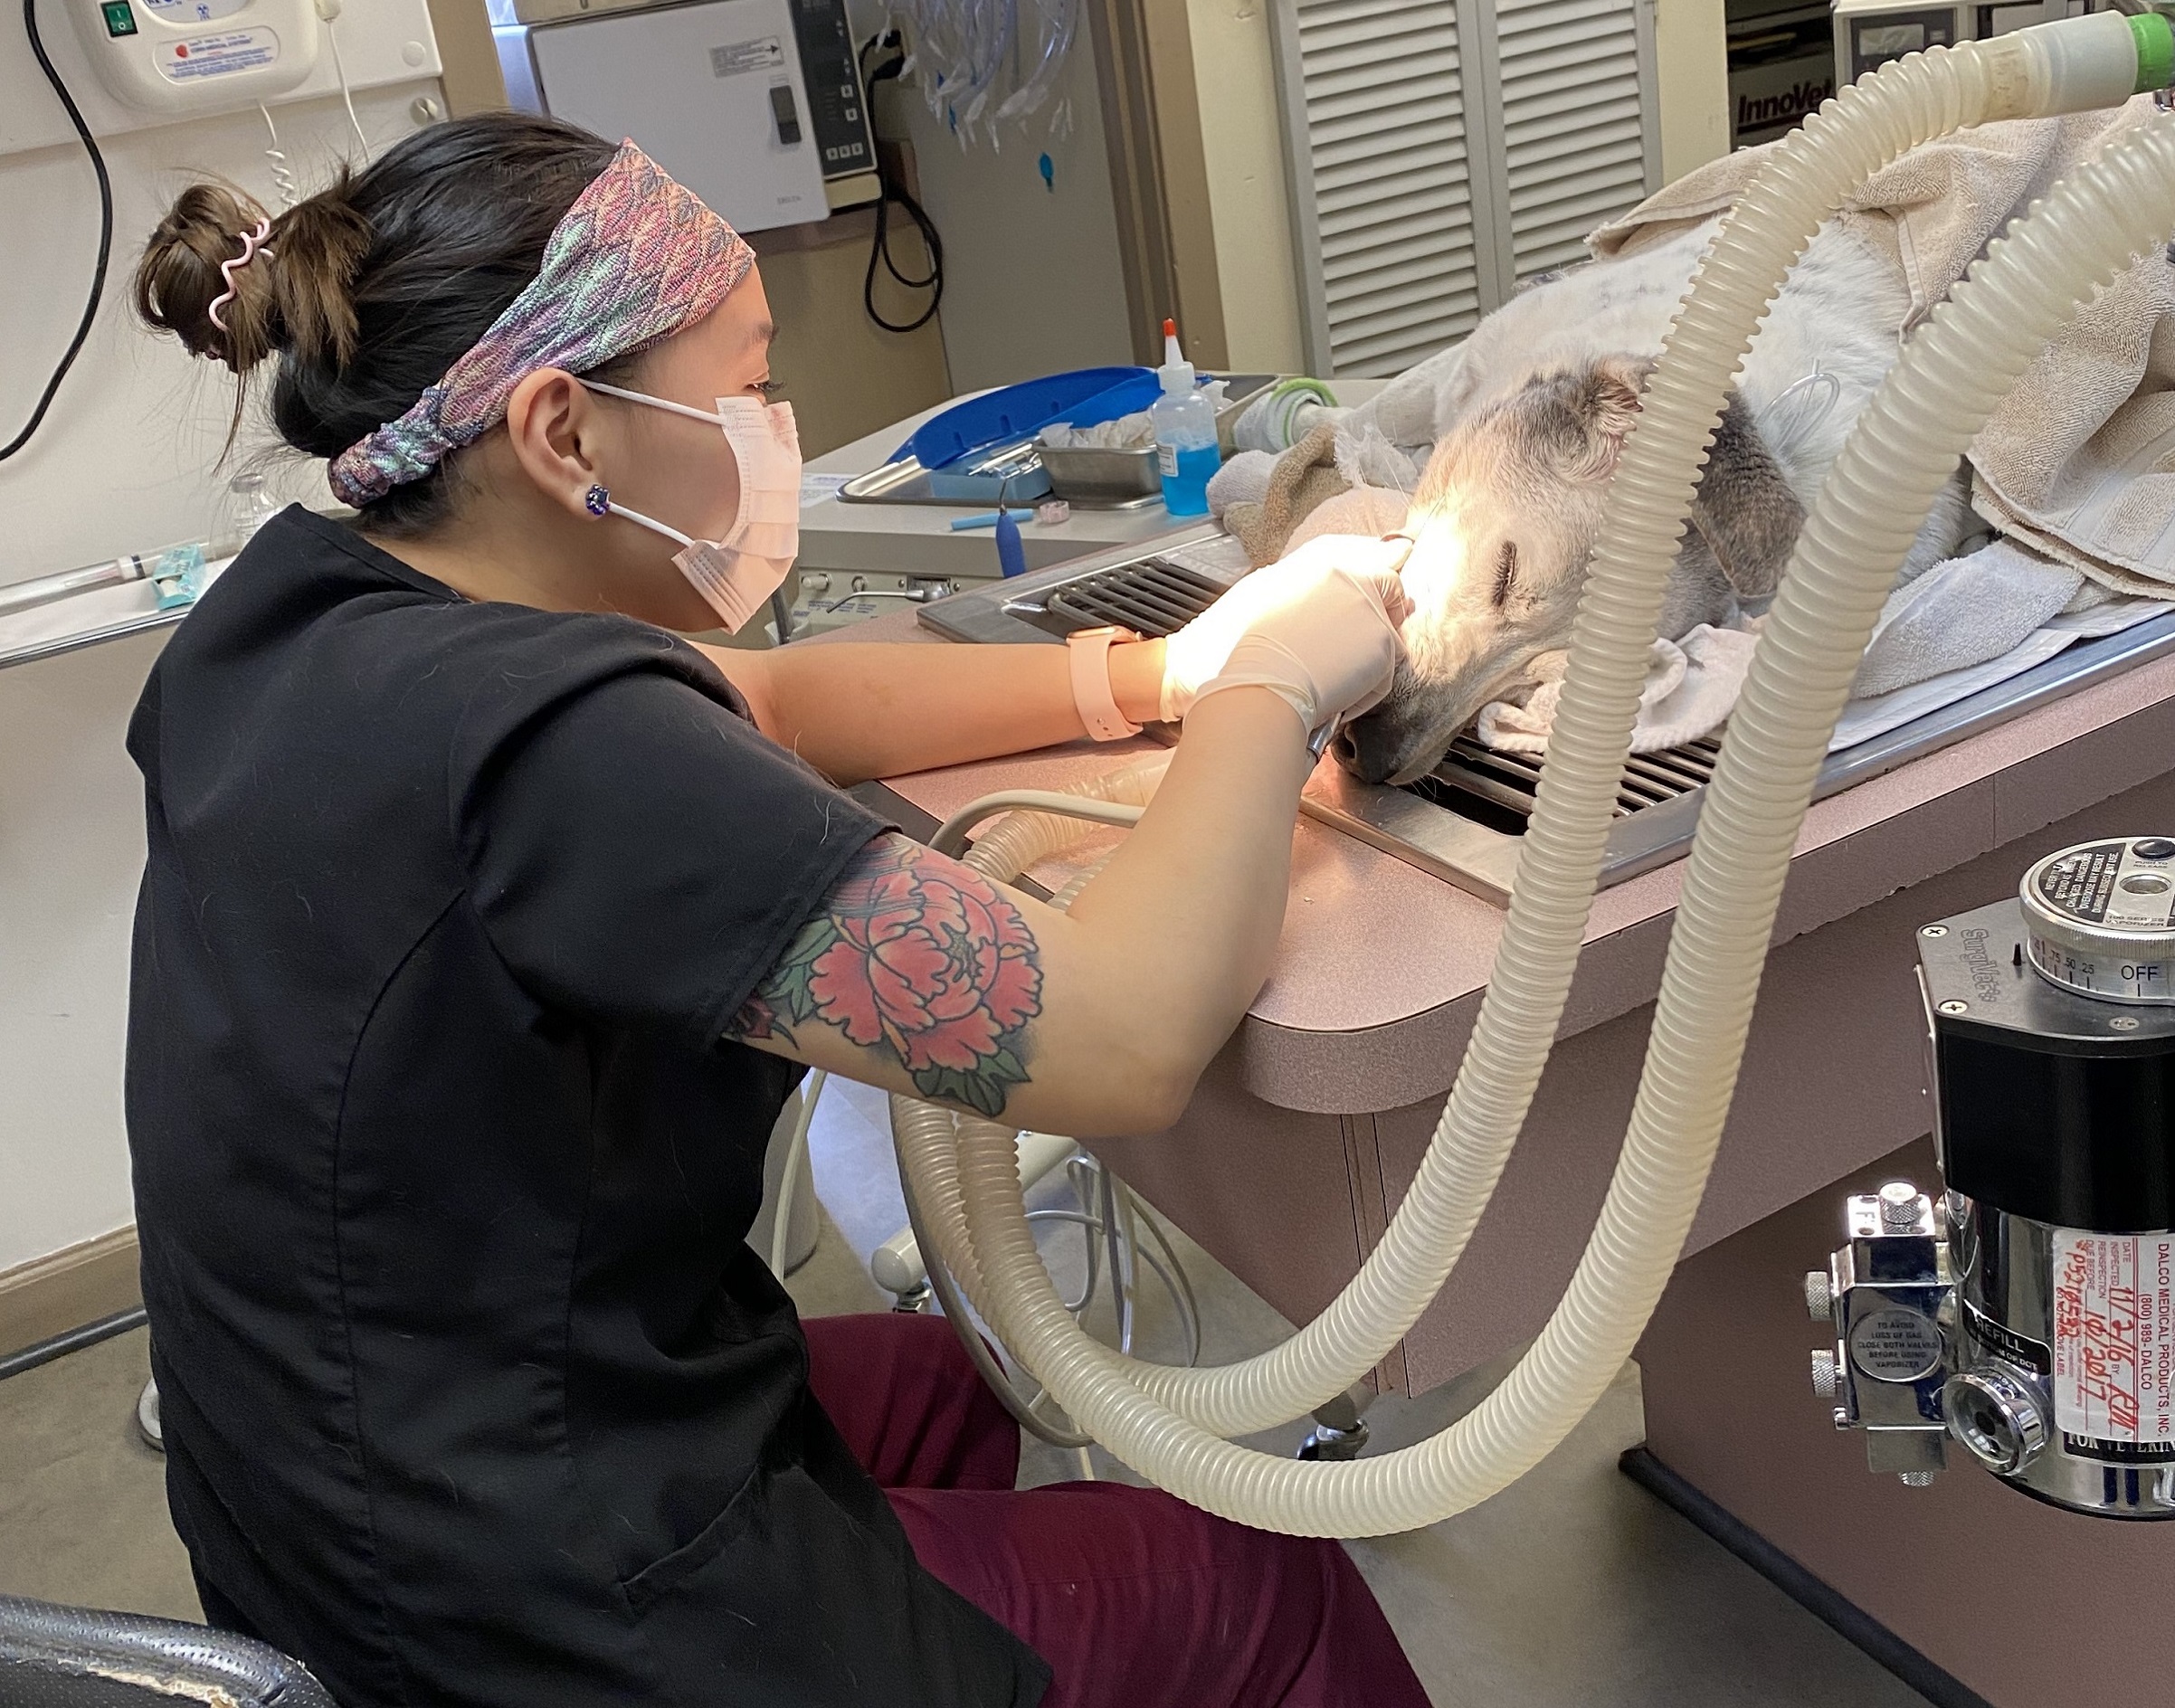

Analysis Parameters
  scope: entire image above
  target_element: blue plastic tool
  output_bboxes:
[995,508,1028,578]
[948,508,1039,531]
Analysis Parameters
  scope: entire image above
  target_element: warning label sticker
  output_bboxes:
[710,36,784,78]
[2036,842,2127,925]
[157,26,280,81]
[2052,1229,2175,1462]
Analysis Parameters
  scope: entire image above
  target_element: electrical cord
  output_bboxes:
[261,105,302,207]
[859,31,944,335]
[5,0,113,463]
[325,11,371,158]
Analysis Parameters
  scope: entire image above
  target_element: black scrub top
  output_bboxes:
[123,508,1048,1708]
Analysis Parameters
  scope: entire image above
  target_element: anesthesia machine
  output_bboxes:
[1813,836,2175,1516]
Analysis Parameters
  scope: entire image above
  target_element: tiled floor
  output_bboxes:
[0,1077,1931,1706]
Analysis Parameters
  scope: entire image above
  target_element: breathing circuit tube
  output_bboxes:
[897,760,1162,1448]
[895,14,2175,1533]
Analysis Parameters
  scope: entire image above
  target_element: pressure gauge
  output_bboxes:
[70,0,321,116]
[2020,836,2175,1003]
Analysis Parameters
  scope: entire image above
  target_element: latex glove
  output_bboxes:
[1174,538,1412,738]
[1162,534,1413,724]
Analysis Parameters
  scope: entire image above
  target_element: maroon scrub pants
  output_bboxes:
[805,1313,1429,1708]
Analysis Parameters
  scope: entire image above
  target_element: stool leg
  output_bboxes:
[1297,1386,1372,1460]
[137,1377,164,1454]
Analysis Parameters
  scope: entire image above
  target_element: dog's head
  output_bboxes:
[1336,356,1802,785]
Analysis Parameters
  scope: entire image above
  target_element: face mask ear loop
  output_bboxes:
[603,498,697,549]
[580,376,751,547]
[580,377,727,429]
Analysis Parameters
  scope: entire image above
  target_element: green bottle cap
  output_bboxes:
[2132,11,2174,95]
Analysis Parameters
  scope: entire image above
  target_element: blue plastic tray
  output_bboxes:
[898,366,1157,470]
[925,459,1053,503]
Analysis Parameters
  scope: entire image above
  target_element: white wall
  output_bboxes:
[899,41,1135,394]
[0,69,442,1276]
[0,631,168,1273]
[1186,0,1305,374]
[1656,0,1731,183]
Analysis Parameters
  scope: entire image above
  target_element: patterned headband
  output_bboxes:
[327,141,755,508]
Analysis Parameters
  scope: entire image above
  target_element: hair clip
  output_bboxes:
[206,219,274,334]
[584,484,611,517]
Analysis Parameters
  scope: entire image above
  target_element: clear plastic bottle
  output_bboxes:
[1149,318,1219,517]
[214,471,282,559]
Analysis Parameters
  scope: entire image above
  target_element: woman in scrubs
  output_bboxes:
[127,113,1426,1708]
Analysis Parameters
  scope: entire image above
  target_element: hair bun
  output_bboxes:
[130,115,619,534]
[135,184,279,373]
[267,188,372,365]
[134,176,372,375]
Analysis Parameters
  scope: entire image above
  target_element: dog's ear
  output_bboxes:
[1558,355,1653,483]
[1687,391,1803,599]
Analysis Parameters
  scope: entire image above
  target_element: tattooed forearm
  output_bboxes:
[729,833,1042,1118]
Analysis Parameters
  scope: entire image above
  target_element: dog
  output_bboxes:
[1334,216,1973,786]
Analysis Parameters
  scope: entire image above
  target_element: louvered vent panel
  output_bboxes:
[1496,0,1650,280]
[1293,0,1481,375]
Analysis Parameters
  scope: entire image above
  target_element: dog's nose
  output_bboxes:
[1334,716,1408,785]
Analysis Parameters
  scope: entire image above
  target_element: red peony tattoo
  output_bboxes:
[731,835,1041,1117]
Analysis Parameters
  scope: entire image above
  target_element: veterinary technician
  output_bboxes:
[123,112,1427,1708]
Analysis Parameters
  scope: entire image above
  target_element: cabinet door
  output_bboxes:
[1486,0,1659,289]
[1273,0,1487,377]
[1274,0,1659,377]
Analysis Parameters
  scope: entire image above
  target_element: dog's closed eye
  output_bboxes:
[1491,541,1519,608]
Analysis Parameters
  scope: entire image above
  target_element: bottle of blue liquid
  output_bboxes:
[1150,318,1219,517]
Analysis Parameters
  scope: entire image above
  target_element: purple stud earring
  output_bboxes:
[584,483,610,517]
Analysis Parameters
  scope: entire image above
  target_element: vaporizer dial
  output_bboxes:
[2021,837,2175,1003]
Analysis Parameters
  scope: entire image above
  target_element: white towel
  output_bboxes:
[1473,539,2163,757]
[1476,622,1760,755]
[1855,538,2083,697]
[1205,451,1277,517]
[1833,595,2174,751]
[1284,485,1411,553]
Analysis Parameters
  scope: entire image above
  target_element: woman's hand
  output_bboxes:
[704,536,1406,784]
[1161,535,1413,726]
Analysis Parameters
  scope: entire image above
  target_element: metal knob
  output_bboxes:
[1942,1364,2049,1476]
[1897,1471,1937,1488]
[1804,1269,1833,1320]
[1810,1349,1838,1400]
[1879,1181,1923,1231]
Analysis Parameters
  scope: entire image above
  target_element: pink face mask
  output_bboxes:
[581,380,802,632]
